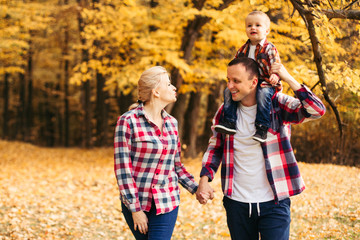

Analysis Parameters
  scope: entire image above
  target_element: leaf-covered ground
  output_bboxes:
[0,140,359,240]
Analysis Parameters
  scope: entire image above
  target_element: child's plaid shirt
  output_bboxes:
[200,85,326,202]
[114,104,198,215]
[235,38,282,91]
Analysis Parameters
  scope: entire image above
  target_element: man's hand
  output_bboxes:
[132,210,148,234]
[196,176,215,204]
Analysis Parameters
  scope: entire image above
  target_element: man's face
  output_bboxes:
[245,14,270,45]
[227,64,257,106]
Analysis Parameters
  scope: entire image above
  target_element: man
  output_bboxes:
[196,57,326,240]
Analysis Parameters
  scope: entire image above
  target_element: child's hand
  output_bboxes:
[269,73,280,86]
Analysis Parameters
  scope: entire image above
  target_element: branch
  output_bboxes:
[290,0,344,138]
[322,9,360,20]
[343,0,360,10]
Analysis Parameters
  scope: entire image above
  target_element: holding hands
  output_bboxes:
[196,176,215,204]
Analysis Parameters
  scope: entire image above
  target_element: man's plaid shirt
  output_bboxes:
[114,104,198,215]
[200,85,326,202]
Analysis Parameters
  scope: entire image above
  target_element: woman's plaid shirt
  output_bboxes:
[200,85,326,202]
[114,104,198,215]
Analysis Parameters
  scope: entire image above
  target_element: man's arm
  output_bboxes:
[271,62,301,91]
[271,62,326,123]
[196,105,225,204]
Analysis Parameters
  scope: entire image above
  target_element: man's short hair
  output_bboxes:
[228,57,260,80]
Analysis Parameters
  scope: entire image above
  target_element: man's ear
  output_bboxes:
[252,77,258,88]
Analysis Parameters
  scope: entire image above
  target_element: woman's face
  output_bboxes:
[154,74,177,104]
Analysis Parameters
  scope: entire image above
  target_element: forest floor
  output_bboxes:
[0,140,359,240]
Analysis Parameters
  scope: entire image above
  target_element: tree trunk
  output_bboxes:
[77,0,92,147]
[82,80,91,147]
[18,73,26,140]
[183,91,202,158]
[25,40,33,142]
[170,0,236,146]
[43,83,56,146]
[198,82,224,151]
[63,0,70,146]
[170,93,189,140]
[96,72,109,146]
[117,91,134,115]
[2,73,9,139]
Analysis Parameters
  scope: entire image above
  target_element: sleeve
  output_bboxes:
[173,120,198,194]
[264,44,281,81]
[200,105,225,182]
[277,85,326,124]
[114,116,141,212]
[268,44,281,65]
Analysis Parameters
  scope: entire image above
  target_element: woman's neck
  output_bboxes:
[143,102,164,131]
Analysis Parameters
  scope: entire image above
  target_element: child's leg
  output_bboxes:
[253,86,276,142]
[223,88,237,124]
[214,88,237,135]
[255,86,275,128]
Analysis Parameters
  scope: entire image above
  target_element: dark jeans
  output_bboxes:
[121,201,178,240]
[255,85,275,129]
[223,197,291,240]
[221,85,275,129]
[222,88,238,124]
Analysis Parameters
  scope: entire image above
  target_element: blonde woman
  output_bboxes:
[114,66,200,239]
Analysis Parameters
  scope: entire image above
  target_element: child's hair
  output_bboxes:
[247,11,271,28]
[129,66,168,110]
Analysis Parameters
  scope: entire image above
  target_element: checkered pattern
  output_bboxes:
[200,85,326,202]
[114,104,198,215]
[235,38,282,91]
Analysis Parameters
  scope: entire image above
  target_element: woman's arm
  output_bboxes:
[114,116,141,212]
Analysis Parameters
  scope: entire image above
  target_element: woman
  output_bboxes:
[114,66,199,239]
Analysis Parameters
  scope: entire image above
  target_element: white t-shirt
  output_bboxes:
[248,38,266,60]
[230,103,274,203]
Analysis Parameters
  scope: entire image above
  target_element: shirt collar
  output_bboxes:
[247,38,267,47]
[135,103,170,119]
[259,38,266,46]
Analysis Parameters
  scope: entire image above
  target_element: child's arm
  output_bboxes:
[267,43,281,86]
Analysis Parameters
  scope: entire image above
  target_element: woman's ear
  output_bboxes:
[152,88,160,98]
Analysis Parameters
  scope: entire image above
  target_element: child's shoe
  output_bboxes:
[252,125,268,142]
[214,120,236,135]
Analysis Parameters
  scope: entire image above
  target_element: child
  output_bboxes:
[214,11,282,142]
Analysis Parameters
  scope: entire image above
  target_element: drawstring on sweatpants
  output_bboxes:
[248,202,261,218]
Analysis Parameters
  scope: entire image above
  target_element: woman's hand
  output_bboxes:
[196,176,215,204]
[132,211,148,234]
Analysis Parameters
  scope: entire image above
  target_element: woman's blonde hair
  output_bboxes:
[129,66,168,110]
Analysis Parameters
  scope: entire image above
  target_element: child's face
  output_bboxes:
[245,14,270,45]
